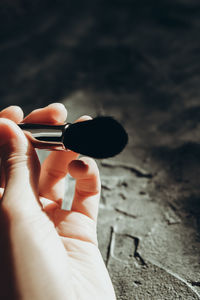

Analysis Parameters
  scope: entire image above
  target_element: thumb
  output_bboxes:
[0,118,41,218]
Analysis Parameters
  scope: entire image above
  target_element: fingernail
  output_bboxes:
[47,103,66,110]
[79,160,88,169]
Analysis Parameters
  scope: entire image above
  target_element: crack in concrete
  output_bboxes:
[118,192,127,200]
[133,280,142,287]
[101,161,153,178]
[148,259,200,299]
[101,184,112,191]
[125,234,147,267]
[190,282,200,287]
[115,207,138,218]
[107,227,200,297]
[106,227,147,267]
[117,180,128,187]
[106,226,114,267]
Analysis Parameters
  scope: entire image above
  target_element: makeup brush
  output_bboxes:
[18,116,128,159]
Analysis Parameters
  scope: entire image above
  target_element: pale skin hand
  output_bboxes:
[0,104,116,300]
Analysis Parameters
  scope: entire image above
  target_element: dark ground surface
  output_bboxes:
[0,1,200,299]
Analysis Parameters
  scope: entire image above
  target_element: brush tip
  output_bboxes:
[63,116,128,158]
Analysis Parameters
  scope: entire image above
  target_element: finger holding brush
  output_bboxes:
[38,114,92,205]
[22,103,80,205]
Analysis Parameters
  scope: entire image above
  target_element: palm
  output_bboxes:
[35,193,114,299]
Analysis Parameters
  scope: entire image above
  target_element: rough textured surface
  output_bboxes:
[1,1,200,299]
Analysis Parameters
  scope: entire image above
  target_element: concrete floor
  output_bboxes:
[0,1,200,299]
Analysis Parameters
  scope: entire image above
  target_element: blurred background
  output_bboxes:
[1,1,200,299]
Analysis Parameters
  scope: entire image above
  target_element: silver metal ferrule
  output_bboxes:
[18,123,70,151]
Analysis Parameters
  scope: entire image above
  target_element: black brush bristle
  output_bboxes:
[63,116,128,158]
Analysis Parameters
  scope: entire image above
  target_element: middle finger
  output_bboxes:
[39,115,92,203]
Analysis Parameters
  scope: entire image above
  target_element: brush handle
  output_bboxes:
[18,123,70,151]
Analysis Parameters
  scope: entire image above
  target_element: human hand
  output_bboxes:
[0,104,116,300]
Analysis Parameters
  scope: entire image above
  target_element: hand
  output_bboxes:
[0,104,116,300]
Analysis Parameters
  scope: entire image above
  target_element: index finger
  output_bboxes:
[22,103,67,124]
